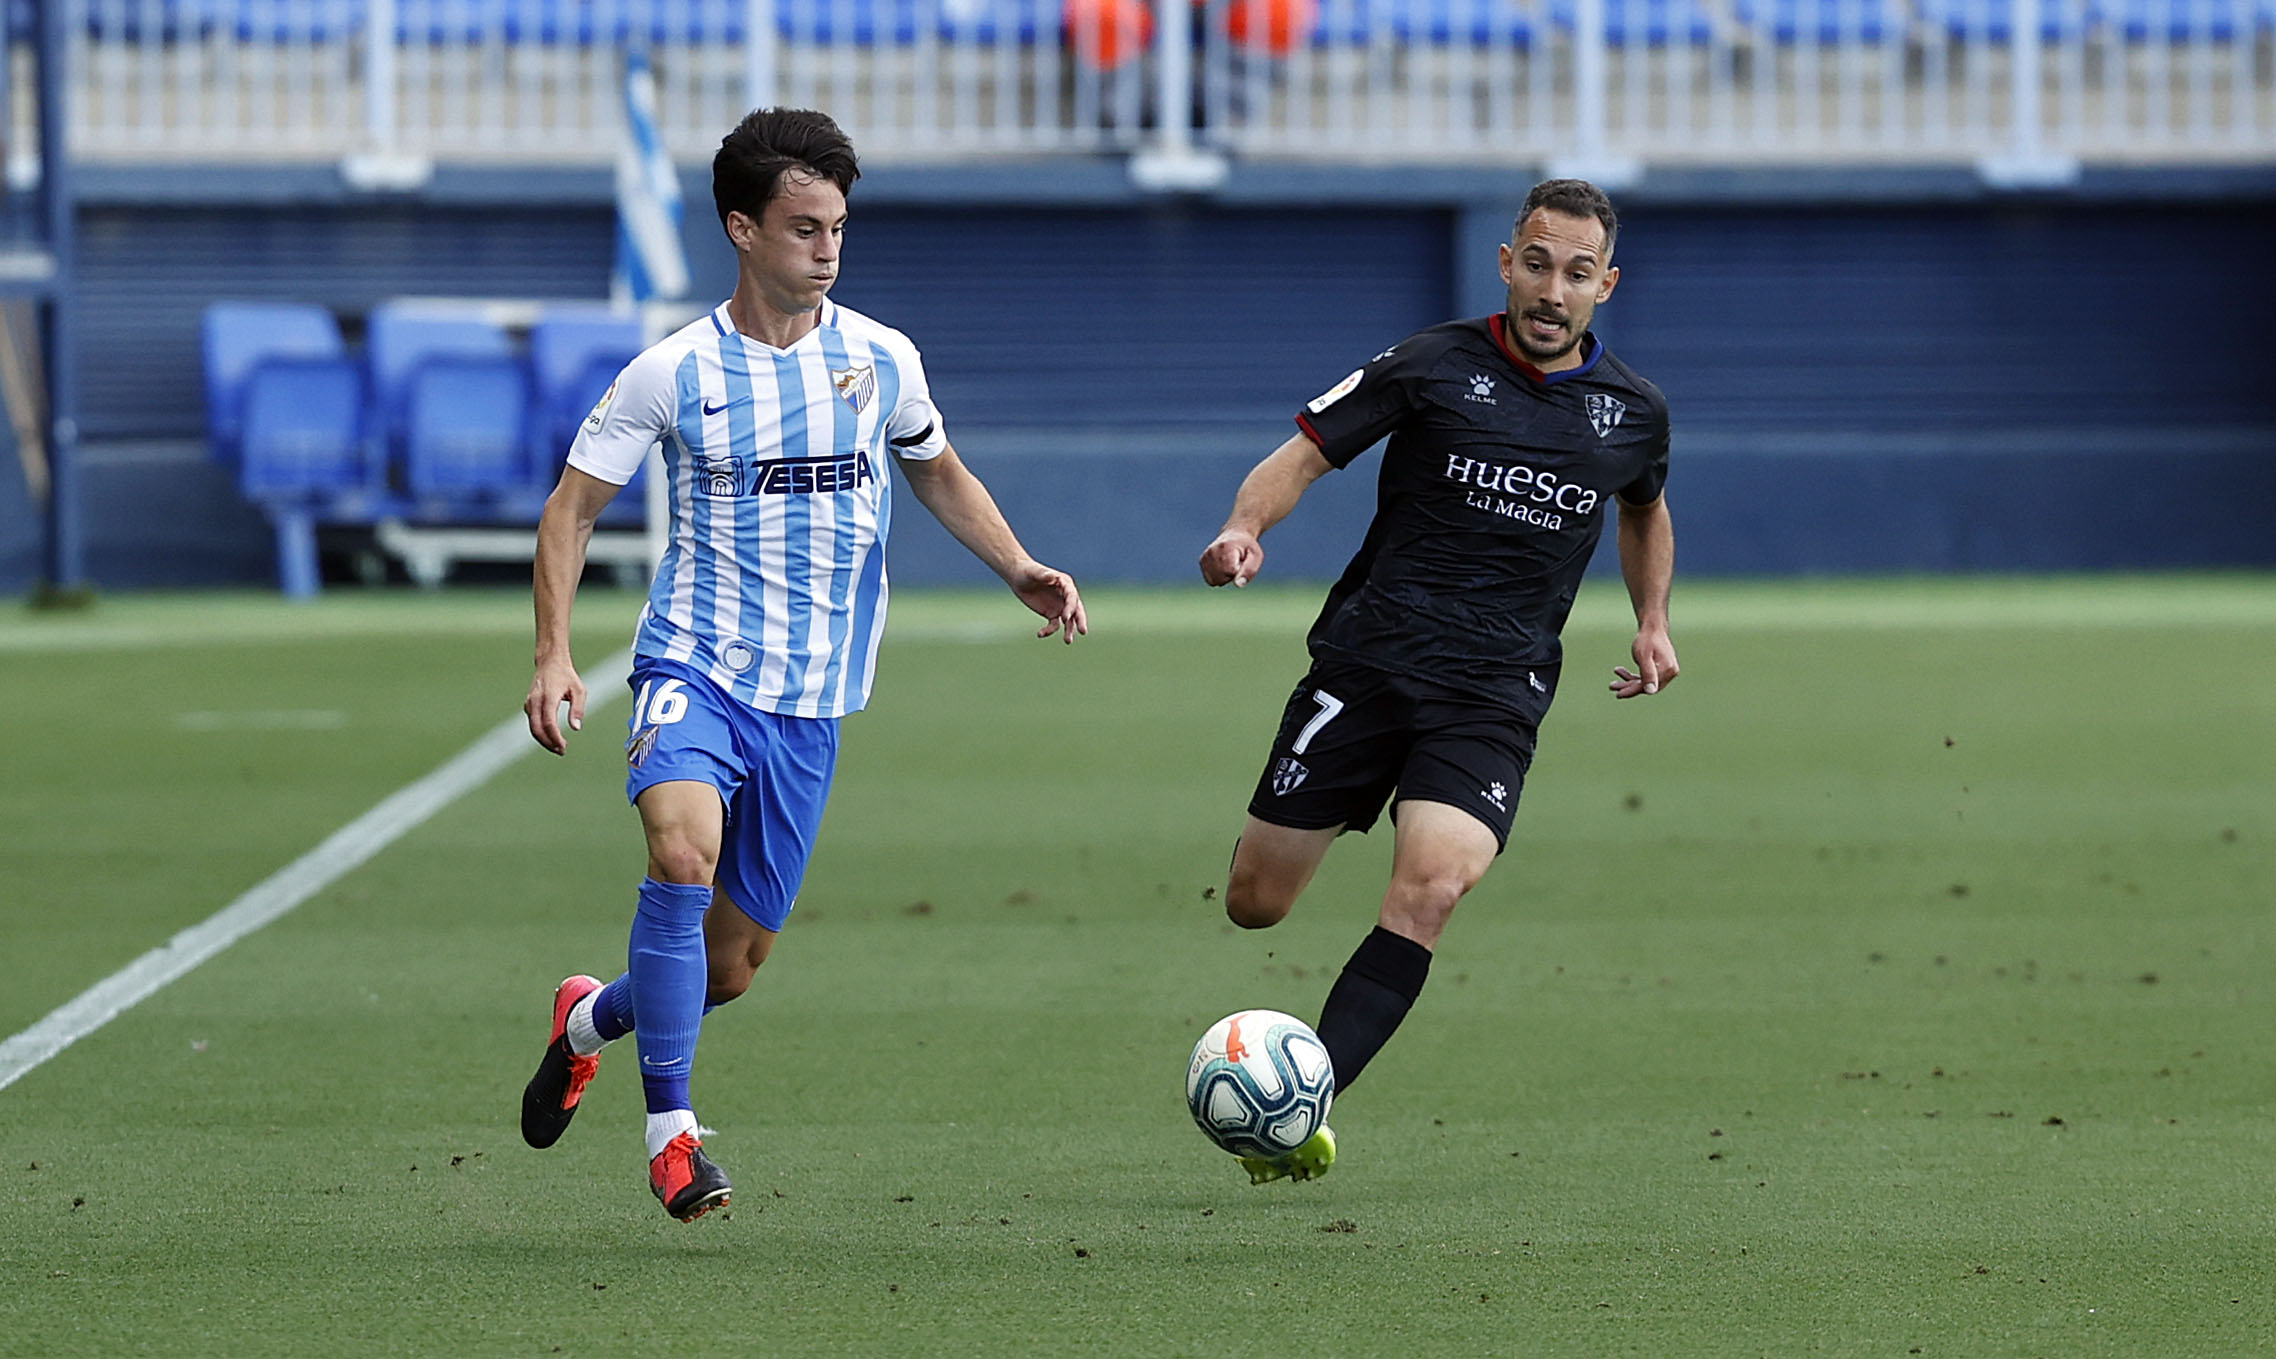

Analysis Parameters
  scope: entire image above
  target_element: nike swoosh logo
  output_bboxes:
[702,398,748,416]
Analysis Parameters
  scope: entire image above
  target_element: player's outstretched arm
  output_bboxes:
[1199,433,1335,588]
[897,444,1087,643]
[1610,492,1679,699]
[526,466,624,753]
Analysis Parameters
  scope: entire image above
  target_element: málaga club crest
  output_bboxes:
[832,363,875,414]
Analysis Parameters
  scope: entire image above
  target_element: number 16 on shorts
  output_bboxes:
[632,677,691,729]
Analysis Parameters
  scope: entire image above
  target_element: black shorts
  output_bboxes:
[1245,658,1557,851]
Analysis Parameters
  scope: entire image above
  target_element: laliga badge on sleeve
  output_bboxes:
[1306,369,1364,415]
[584,379,619,434]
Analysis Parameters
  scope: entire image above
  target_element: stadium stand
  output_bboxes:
[1546,0,1718,44]
[363,304,516,457]
[402,355,533,504]
[197,300,656,592]
[13,0,2268,592]
[1734,0,1894,43]
[201,302,351,467]
[237,358,368,501]
[525,308,642,478]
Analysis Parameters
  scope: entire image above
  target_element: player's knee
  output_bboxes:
[1224,873,1296,930]
[1388,866,1476,922]
[646,837,717,886]
[705,961,757,1006]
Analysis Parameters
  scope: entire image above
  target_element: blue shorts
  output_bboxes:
[623,658,839,932]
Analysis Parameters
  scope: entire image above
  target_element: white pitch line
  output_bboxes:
[0,649,634,1095]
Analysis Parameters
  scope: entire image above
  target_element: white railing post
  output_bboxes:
[2012,0,2042,158]
[365,0,397,154]
[1128,0,1228,190]
[344,0,430,188]
[745,0,778,110]
[1156,0,1194,157]
[1575,0,1607,162]
[1550,0,1639,186]
[1979,0,2078,186]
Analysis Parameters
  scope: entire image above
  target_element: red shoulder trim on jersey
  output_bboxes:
[1294,411,1326,448]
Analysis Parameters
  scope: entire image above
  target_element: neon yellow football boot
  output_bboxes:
[1240,1125,1336,1184]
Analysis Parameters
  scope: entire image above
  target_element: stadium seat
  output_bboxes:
[1733,0,1893,41]
[226,0,368,43]
[773,0,926,44]
[1272,0,1533,45]
[939,0,1050,43]
[202,302,348,466]
[235,356,373,596]
[81,0,221,42]
[1916,0,2090,42]
[76,0,762,46]
[527,308,641,469]
[237,358,370,499]
[1547,0,1718,45]
[364,304,516,458]
[403,355,535,501]
[494,0,752,43]
[2101,0,2249,40]
[1389,0,1538,45]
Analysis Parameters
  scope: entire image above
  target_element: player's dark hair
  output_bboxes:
[1516,179,1619,257]
[712,108,861,231]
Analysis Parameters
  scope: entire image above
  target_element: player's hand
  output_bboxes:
[1010,560,1088,643]
[525,655,588,754]
[1200,531,1264,588]
[1610,628,1679,699]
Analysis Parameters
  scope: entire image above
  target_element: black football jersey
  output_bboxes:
[1292,314,1669,699]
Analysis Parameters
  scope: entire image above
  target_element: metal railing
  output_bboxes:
[45,0,2276,169]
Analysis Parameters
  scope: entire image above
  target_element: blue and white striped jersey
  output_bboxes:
[567,299,948,718]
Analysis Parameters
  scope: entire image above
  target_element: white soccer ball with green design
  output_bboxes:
[1186,1009,1334,1159]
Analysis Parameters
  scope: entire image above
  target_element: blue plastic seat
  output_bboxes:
[1387,0,1538,44]
[82,0,222,42]
[238,358,369,499]
[1257,0,1534,46]
[237,357,373,597]
[938,0,1047,43]
[1733,0,1893,41]
[1547,0,1717,45]
[1917,0,2090,41]
[203,302,347,465]
[404,356,533,499]
[773,0,924,43]
[365,304,516,454]
[227,0,367,42]
[527,308,641,468]
[2101,0,2248,39]
[496,0,752,43]
[394,0,515,42]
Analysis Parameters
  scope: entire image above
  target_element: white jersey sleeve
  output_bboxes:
[566,346,678,486]
[881,331,948,462]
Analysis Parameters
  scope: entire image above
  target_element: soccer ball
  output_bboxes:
[1185,1009,1335,1159]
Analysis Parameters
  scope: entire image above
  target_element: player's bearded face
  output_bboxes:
[1500,211,1618,368]
[736,171,847,317]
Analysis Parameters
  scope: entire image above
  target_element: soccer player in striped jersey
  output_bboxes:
[518,108,1086,1222]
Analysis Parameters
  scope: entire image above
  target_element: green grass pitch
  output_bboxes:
[1,576,2271,1357]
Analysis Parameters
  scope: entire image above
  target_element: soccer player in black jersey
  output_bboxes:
[1198,179,1678,1183]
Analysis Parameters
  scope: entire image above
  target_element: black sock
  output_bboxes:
[1315,926,1432,1094]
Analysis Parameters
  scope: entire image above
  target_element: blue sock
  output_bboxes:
[627,878,713,1116]
[591,974,636,1042]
